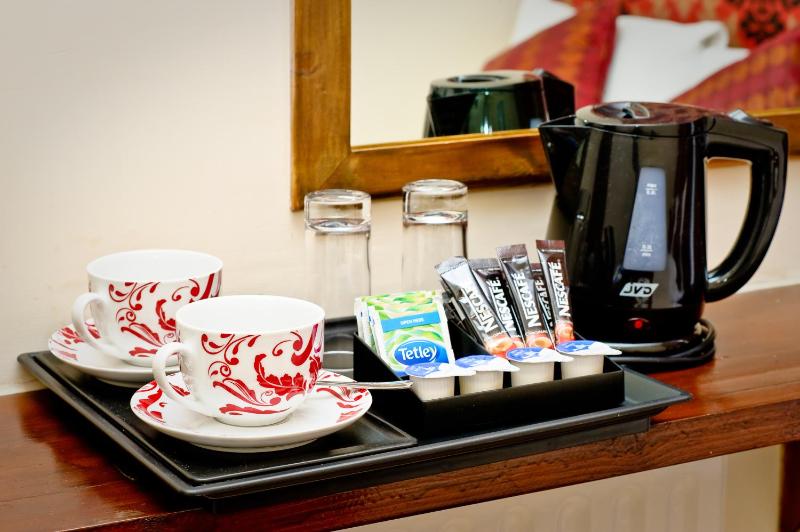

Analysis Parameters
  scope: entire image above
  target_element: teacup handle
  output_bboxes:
[153,342,217,418]
[71,293,125,361]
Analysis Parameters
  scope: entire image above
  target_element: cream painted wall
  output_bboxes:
[0,2,792,530]
[345,447,782,531]
[1,0,298,393]
[725,446,782,532]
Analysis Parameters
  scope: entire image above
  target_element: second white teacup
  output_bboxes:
[71,249,223,367]
[153,295,325,427]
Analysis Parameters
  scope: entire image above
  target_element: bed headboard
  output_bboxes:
[562,0,799,48]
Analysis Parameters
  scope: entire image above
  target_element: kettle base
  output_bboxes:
[599,319,716,374]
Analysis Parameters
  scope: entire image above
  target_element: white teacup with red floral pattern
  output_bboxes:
[152,295,325,427]
[71,250,223,367]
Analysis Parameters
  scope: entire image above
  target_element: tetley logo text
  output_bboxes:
[394,340,446,365]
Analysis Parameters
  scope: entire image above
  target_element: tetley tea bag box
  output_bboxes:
[355,292,454,377]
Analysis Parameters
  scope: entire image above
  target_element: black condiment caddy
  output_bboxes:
[354,320,625,438]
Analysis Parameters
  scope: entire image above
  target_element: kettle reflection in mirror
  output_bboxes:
[539,102,787,362]
[424,69,574,137]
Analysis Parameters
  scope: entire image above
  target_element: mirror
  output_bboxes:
[291,0,800,210]
[351,0,524,145]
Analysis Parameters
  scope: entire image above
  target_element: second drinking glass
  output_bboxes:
[304,189,371,318]
[401,179,468,291]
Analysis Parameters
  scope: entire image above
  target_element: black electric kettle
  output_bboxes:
[540,102,787,345]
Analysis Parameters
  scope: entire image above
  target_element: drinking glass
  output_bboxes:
[402,179,468,291]
[305,189,371,318]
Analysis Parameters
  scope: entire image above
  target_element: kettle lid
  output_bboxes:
[430,70,543,94]
[576,102,715,137]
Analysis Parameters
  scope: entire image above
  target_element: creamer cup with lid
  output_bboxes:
[455,355,519,394]
[557,340,621,378]
[506,347,573,386]
[404,362,475,401]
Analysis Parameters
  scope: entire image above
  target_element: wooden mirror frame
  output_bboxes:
[291,0,800,210]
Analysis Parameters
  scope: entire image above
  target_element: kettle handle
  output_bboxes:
[704,116,787,302]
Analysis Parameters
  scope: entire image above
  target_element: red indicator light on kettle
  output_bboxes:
[628,317,650,331]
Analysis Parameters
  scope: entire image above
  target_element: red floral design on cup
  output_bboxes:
[152,295,325,427]
[71,250,223,366]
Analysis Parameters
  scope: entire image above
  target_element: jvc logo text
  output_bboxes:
[619,282,659,298]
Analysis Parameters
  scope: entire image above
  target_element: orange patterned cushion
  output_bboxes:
[672,27,800,110]
[483,0,620,108]
[563,0,800,48]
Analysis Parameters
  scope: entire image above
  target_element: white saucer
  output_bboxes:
[48,322,177,387]
[130,370,372,452]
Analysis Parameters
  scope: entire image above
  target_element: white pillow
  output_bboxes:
[510,0,576,46]
[603,16,749,102]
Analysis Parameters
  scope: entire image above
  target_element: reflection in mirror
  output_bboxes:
[422,70,574,137]
[352,0,800,146]
[351,0,521,145]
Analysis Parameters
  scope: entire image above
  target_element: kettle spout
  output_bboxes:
[538,120,587,194]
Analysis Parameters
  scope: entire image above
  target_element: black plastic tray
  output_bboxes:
[18,348,690,500]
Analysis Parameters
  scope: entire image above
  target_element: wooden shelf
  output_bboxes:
[4,285,800,530]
